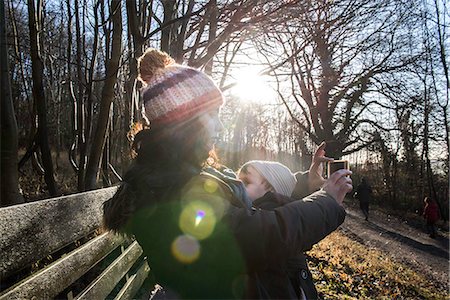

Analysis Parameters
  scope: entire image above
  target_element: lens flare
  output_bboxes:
[179,201,216,240]
[203,179,219,194]
[195,210,205,226]
[171,234,200,264]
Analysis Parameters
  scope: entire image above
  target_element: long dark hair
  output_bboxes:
[103,116,218,233]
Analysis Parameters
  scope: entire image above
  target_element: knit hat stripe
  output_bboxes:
[260,166,286,196]
[269,168,292,198]
[144,74,222,122]
[152,89,223,124]
[172,73,217,106]
[142,68,198,104]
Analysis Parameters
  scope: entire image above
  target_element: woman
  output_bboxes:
[103,48,352,299]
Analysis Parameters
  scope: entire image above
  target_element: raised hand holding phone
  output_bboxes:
[322,169,353,205]
[308,142,333,192]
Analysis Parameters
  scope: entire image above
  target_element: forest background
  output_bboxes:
[1,0,449,224]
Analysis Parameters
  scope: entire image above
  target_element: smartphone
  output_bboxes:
[327,160,349,178]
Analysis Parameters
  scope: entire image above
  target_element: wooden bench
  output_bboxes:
[0,187,150,299]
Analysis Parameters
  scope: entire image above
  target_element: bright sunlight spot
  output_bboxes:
[231,67,276,104]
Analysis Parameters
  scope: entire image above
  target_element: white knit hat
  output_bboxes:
[241,160,297,197]
[138,49,223,126]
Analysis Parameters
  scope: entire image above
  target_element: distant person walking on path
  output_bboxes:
[423,197,440,238]
[355,177,372,221]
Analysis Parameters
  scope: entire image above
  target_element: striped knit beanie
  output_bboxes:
[242,160,297,197]
[137,48,223,126]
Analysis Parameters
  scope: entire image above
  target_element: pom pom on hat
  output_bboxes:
[137,48,223,126]
[241,160,297,197]
[138,49,175,84]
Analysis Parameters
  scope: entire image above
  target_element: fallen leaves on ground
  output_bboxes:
[307,231,449,300]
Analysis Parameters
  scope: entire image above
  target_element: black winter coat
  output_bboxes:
[253,191,324,299]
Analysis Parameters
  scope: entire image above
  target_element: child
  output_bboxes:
[238,160,319,299]
[238,160,297,204]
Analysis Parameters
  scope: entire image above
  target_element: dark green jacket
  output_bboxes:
[128,168,345,299]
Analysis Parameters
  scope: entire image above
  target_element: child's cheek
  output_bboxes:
[245,185,257,201]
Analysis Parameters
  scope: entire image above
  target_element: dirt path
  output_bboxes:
[340,204,449,290]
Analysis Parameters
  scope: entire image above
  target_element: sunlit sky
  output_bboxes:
[217,39,448,162]
[229,66,277,105]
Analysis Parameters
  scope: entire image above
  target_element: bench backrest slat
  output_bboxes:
[0,187,118,279]
[114,260,151,300]
[0,232,124,299]
[75,241,143,300]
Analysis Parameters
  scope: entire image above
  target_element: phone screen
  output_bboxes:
[327,160,349,178]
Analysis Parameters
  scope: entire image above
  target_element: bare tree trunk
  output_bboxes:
[161,0,176,53]
[124,0,146,172]
[84,0,122,190]
[66,0,79,174]
[125,0,144,102]
[27,0,58,196]
[84,0,100,178]
[422,9,443,217]
[74,0,86,190]
[433,0,450,204]
[204,0,217,75]
[8,0,40,174]
[0,0,22,206]
[171,0,194,63]
[102,127,111,187]
[423,83,441,216]
[8,0,30,104]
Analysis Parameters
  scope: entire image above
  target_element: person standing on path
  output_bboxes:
[355,177,372,221]
[422,197,440,238]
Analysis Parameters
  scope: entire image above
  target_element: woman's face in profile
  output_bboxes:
[198,108,224,151]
